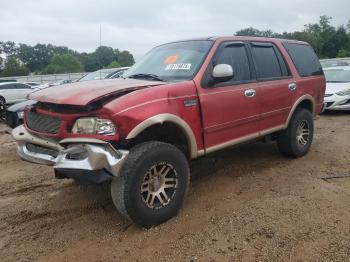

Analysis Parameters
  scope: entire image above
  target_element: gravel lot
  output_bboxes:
[0,112,350,262]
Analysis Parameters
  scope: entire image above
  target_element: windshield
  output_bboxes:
[79,69,117,82]
[124,40,213,82]
[324,69,350,83]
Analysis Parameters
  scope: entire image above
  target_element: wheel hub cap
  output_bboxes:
[141,163,178,209]
[296,120,310,146]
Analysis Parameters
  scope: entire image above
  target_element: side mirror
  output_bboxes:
[212,64,234,80]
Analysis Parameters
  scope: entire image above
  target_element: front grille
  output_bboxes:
[26,143,59,158]
[25,111,62,134]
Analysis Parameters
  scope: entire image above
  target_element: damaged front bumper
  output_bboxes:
[12,125,129,184]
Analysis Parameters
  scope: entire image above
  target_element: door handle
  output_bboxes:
[244,89,256,98]
[288,83,297,91]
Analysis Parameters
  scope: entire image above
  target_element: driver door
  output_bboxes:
[197,42,261,152]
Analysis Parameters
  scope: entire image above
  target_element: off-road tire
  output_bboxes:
[111,141,190,228]
[277,108,314,158]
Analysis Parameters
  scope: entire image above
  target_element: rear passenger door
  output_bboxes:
[15,83,33,101]
[249,42,294,131]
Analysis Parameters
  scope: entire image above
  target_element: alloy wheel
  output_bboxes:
[296,120,310,147]
[141,162,178,209]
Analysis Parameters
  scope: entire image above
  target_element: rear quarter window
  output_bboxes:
[283,43,323,77]
[0,84,14,90]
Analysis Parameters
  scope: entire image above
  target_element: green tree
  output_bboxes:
[0,41,17,56]
[43,54,83,74]
[337,49,350,58]
[104,60,121,68]
[94,46,116,67]
[235,27,280,38]
[115,50,135,66]
[234,15,350,59]
[17,43,72,72]
[0,57,29,77]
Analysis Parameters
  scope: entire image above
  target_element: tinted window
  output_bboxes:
[16,84,31,89]
[283,43,323,77]
[251,43,283,79]
[0,84,15,90]
[215,43,251,82]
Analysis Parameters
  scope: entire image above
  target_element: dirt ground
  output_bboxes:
[0,112,350,262]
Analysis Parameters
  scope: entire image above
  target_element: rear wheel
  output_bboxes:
[277,108,314,158]
[111,141,190,228]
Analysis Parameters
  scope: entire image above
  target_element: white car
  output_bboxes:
[323,66,350,111]
[0,82,34,106]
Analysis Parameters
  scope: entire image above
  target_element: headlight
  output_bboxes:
[17,111,24,118]
[336,88,350,96]
[71,117,116,136]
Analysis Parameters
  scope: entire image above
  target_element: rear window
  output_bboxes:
[283,43,323,77]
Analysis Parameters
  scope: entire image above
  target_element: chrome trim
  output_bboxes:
[12,125,128,177]
[12,125,63,151]
[288,83,297,91]
[126,113,198,159]
[244,89,256,98]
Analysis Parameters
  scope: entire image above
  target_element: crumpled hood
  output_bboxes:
[29,78,165,106]
[325,82,350,95]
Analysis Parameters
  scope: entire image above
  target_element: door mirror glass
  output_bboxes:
[212,64,234,80]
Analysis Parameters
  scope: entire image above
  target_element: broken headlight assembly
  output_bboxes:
[71,117,116,136]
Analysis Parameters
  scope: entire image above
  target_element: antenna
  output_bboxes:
[99,24,102,79]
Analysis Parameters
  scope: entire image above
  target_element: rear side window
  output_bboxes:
[214,43,251,82]
[0,84,15,89]
[16,84,31,89]
[250,42,289,80]
[283,43,323,77]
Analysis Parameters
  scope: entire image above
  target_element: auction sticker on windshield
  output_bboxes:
[164,55,178,64]
[165,63,191,70]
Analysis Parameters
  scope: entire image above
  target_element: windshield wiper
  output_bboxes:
[127,73,165,82]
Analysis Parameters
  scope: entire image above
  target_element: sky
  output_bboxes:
[0,0,349,60]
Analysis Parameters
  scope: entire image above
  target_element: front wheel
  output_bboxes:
[277,108,314,158]
[111,141,190,228]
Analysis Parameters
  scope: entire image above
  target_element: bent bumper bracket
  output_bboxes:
[12,125,129,177]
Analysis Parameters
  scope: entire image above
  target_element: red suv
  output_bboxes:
[12,36,325,227]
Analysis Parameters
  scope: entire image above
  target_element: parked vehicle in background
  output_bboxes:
[323,66,350,111]
[78,67,130,82]
[0,82,34,106]
[23,82,41,87]
[4,100,37,131]
[320,58,350,68]
[109,67,130,78]
[12,36,325,228]
[51,79,73,86]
